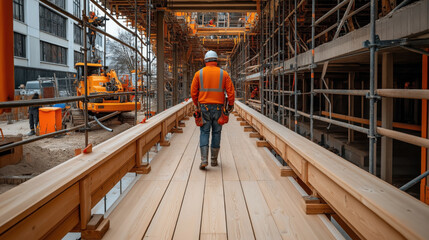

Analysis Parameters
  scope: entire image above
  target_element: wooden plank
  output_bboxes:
[173,180,206,240]
[172,128,199,182]
[220,130,239,181]
[201,156,227,237]
[102,180,169,240]
[223,181,255,240]
[256,140,271,148]
[144,181,187,239]
[240,121,250,126]
[241,181,282,240]
[267,179,340,239]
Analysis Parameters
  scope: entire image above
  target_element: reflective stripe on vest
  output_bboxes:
[199,68,224,92]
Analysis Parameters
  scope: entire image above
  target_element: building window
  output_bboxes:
[13,0,25,22]
[39,5,67,38]
[74,24,83,45]
[47,0,65,9]
[40,41,67,65]
[73,0,80,18]
[96,33,103,47]
[14,32,26,58]
[74,51,84,64]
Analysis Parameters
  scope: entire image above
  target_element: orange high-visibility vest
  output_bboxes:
[191,62,235,106]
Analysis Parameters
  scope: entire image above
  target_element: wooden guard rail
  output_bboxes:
[234,101,429,239]
[0,100,193,239]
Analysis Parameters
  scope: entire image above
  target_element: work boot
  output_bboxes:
[211,148,220,167]
[27,130,35,136]
[199,146,209,170]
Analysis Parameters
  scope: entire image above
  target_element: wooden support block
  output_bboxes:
[244,126,256,132]
[75,148,82,156]
[249,132,261,138]
[179,122,186,127]
[256,141,271,148]
[237,117,244,121]
[130,164,151,174]
[304,203,334,215]
[81,218,110,240]
[240,122,249,126]
[87,214,104,230]
[303,196,321,204]
[171,127,183,133]
[160,141,170,146]
[183,116,190,120]
[280,166,297,177]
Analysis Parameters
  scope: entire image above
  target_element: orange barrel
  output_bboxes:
[0,0,14,114]
[39,107,62,135]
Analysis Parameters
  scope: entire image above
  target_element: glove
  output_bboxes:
[227,104,234,112]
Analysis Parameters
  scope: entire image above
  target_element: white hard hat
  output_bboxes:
[204,50,218,62]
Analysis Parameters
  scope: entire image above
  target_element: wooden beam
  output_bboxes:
[244,126,256,132]
[235,101,429,239]
[303,203,335,215]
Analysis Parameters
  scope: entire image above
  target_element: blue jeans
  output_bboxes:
[200,104,222,148]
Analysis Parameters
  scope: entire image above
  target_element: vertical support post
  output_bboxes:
[134,0,138,125]
[421,49,429,203]
[294,0,298,133]
[146,0,151,119]
[348,72,355,143]
[83,0,89,147]
[79,177,91,230]
[310,0,315,141]
[368,0,377,174]
[381,53,393,182]
[156,10,165,112]
[0,0,14,114]
[173,43,178,105]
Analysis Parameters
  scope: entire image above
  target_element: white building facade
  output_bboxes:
[13,0,104,88]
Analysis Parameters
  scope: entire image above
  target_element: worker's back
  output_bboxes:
[191,61,235,105]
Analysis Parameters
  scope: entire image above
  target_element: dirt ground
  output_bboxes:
[0,110,150,194]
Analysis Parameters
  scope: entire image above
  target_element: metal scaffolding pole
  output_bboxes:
[156,10,165,112]
[83,0,89,147]
[310,0,315,141]
[294,0,298,133]
[134,0,138,125]
[277,2,281,123]
[368,0,377,174]
[260,0,264,114]
[147,0,151,118]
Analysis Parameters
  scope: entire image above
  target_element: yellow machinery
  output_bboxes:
[72,62,140,125]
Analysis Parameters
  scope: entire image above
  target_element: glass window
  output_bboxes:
[14,32,26,58]
[47,0,65,10]
[73,0,80,18]
[74,51,84,64]
[39,5,67,38]
[74,24,83,45]
[40,41,67,65]
[13,0,25,22]
[96,33,103,47]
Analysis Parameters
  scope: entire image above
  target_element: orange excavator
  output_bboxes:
[70,12,140,126]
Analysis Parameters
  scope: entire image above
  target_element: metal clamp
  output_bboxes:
[365,92,381,101]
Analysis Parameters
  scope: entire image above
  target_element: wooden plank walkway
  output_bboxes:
[102,115,343,240]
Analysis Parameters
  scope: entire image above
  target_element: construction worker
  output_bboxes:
[27,93,40,136]
[191,50,235,169]
[87,12,108,61]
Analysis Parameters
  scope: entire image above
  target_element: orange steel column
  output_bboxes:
[422,49,428,204]
[0,0,14,114]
